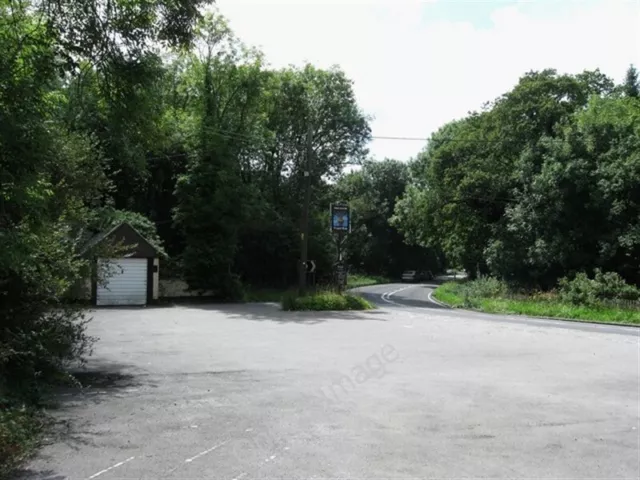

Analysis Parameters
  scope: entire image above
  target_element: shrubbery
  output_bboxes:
[559,269,640,306]
[0,308,93,404]
[434,271,640,324]
[282,291,373,311]
[0,407,42,479]
[462,276,508,299]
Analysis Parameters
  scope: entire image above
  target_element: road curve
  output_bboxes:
[353,282,447,309]
[354,282,640,337]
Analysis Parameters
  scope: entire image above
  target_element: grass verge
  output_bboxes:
[244,276,390,304]
[282,291,374,311]
[433,282,640,325]
[346,274,391,289]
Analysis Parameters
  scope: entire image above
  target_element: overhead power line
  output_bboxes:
[371,135,429,141]
[141,127,513,162]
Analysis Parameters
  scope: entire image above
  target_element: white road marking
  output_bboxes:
[381,285,419,306]
[427,289,450,308]
[86,457,135,480]
[185,440,229,463]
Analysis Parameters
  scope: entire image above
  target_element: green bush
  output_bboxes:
[282,291,373,311]
[0,406,42,479]
[558,272,595,305]
[559,269,640,306]
[463,276,508,299]
[0,307,93,404]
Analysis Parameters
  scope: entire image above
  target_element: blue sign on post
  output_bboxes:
[331,203,350,233]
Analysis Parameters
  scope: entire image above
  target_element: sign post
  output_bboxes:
[304,260,316,291]
[330,203,351,292]
[330,203,351,234]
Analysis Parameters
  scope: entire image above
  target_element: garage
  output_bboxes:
[97,258,149,306]
[82,222,161,306]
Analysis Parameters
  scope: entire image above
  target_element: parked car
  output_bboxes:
[401,270,433,282]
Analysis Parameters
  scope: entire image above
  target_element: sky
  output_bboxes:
[216,0,640,161]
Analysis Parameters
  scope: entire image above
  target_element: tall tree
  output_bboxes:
[336,160,439,277]
[235,65,371,287]
[392,69,637,286]
[623,64,639,98]
[173,14,265,298]
[0,0,208,400]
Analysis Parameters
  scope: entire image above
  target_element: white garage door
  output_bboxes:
[97,258,148,306]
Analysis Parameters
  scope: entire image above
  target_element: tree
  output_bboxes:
[173,14,265,298]
[0,0,209,402]
[233,64,371,288]
[623,64,639,98]
[336,160,440,277]
[392,68,638,286]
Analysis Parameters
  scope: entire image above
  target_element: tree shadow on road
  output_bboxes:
[15,469,66,480]
[45,360,148,445]
[15,359,148,479]
[182,302,389,325]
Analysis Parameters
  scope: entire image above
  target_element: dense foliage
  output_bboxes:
[2,0,637,471]
[334,160,443,278]
[1,0,209,401]
[558,270,640,306]
[394,67,640,288]
[2,1,395,445]
[1,0,209,473]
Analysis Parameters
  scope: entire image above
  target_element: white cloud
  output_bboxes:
[217,0,640,161]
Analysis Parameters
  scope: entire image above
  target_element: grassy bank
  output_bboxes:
[434,282,640,325]
[282,291,374,311]
[244,274,390,303]
[346,274,391,288]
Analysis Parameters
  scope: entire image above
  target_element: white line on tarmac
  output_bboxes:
[86,456,135,480]
[427,289,450,308]
[185,440,229,463]
[381,285,419,306]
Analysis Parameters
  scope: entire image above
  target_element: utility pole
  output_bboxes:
[298,123,313,294]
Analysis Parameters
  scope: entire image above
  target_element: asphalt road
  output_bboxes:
[20,290,639,479]
[356,281,640,335]
[354,281,448,310]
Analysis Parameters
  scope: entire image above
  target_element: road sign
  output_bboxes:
[330,203,351,233]
[305,260,316,273]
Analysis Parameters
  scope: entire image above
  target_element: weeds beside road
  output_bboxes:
[243,276,389,303]
[244,274,389,310]
[346,274,391,289]
[282,291,373,311]
[0,407,43,479]
[434,276,640,326]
